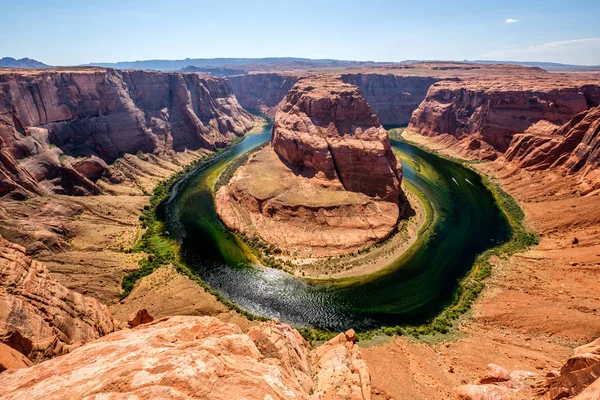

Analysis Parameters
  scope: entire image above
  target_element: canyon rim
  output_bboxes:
[1,2,600,399]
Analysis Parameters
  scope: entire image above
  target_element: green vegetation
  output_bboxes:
[121,125,539,346]
[120,148,268,323]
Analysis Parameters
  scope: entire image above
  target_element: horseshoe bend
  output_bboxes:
[2,5,600,399]
[215,77,408,264]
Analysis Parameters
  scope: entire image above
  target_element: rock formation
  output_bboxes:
[0,343,32,372]
[505,105,600,189]
[127,308,154,327]
[454,363,535,400]
[271,78,402,202]
[216,77,403,257]
[408,77,600,158]
[227,72,300,116]
[0,316,371,400]
[0,68,256,196]
[0,234,117,362]
[537,338,600,400]
[341,73,440,125]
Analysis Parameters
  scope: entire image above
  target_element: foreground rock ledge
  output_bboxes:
[0,235,117,362]
[0,316,371,400]
[216,77,404,258]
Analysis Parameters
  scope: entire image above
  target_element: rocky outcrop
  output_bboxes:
[537,338,600,400]
[0,316,371,399]
[0,235,117,362]
[0,68,256,196]
[271,77,402,202]
[341,73,440,125]
[216,77,404,257]
[0,343,32,372]
[455,363,535,400]
[408,78,600,157]
[127,308,154,327]
[505,105,600,188]
[227,72,300,116]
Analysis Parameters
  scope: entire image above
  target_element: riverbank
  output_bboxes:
[360,130,600,400]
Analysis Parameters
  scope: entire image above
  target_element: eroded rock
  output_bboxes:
[216,77,404,257]
[0,316,371,399]
[127,308,154,327]
[0,68,256,196]
[0,235,117,361]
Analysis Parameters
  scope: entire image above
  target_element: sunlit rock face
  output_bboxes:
[271,77,402,202]
[0,68,256,196]
[409,76,600,159]
[0,316,372,400]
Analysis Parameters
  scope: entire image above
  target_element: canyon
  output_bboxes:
[0,61,599,400]
[0,67,256,197]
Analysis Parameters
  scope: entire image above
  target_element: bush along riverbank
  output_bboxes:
[120,126,538,345]
[348,131,540,341]
[119,135,269,323]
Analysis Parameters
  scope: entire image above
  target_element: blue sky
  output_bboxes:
[1,0,599,65]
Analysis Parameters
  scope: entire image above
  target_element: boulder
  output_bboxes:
[127,308,154,327]
[0,343,32,373]
[538,338,600,399]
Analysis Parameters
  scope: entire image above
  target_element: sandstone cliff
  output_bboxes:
[408,77,600,158]
[0,235,117,362]
[217,77,404,258]
[341,73,440,125]
[505,105,600,190]
[271,77,402,202]
[0,316,372,400]
[0,68,256,196]
[227,72,300,116]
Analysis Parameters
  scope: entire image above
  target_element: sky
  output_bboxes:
[1,0,600,66]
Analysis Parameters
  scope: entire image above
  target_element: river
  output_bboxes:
[162,125,511,331]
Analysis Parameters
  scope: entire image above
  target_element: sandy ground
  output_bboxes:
[359,133,600,400]
[295,185,427,279]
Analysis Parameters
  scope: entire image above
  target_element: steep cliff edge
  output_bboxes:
[227,71,440,126]
[0,234,117,363]
[408,77,600,159]
[227,72,301,116]
[505,105,600,190]
[0,316,372,400]
[216,77,403,259]
[341,73,440,125]
[0,68,256,196]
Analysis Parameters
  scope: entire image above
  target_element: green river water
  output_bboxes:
[162,126,511,331]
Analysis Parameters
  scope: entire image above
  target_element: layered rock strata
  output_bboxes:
[216,78,403,257]
[0,316,371,400]
[505,105,600,189]
[408,77,600,158]
[341,73,440,125]
[0,235,117,362]
[0,68,256,196]
[227,72,301,116]
[537,338,600,400]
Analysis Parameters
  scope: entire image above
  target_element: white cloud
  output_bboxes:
[484,37,600,65]
[505,18,519,23]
